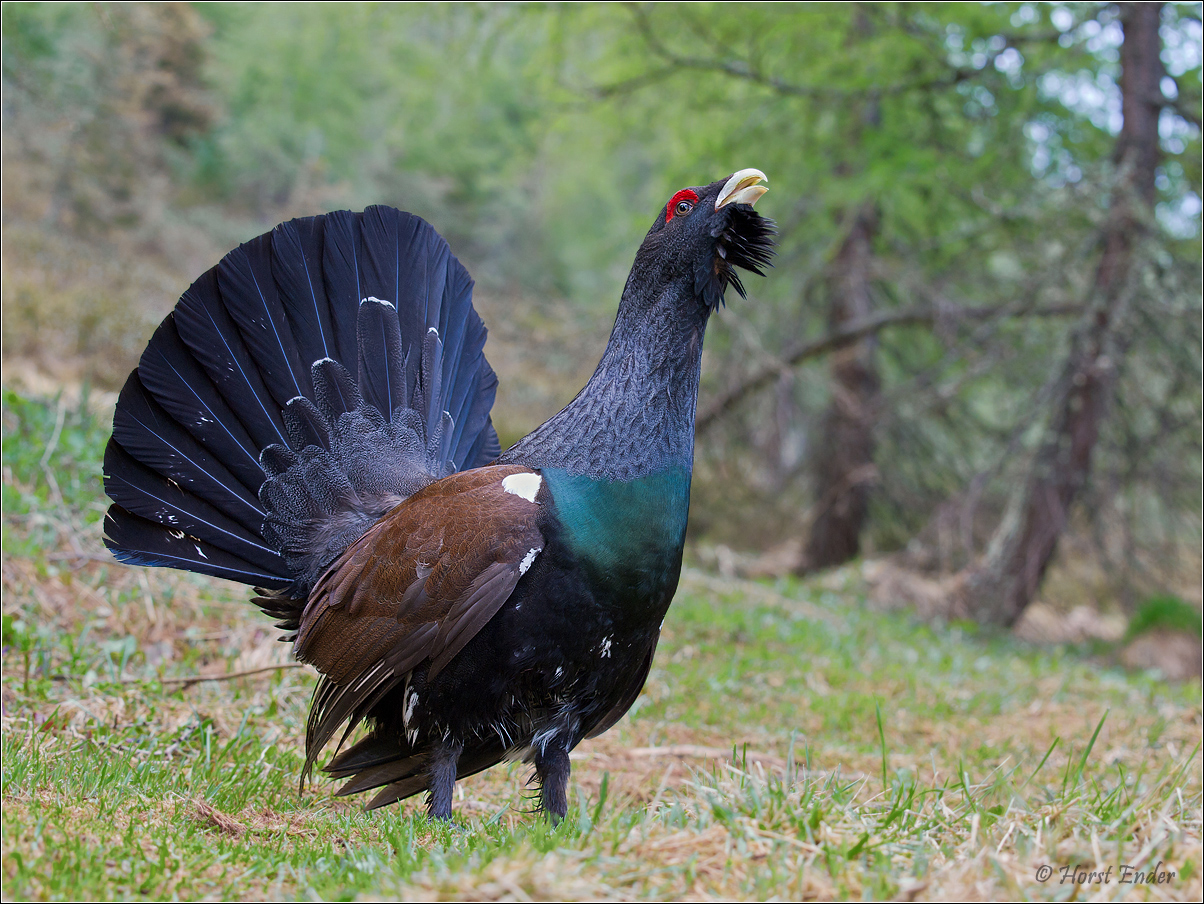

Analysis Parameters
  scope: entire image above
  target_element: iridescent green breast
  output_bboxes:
[542,466,691,594]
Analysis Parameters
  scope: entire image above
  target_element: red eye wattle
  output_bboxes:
[665,189,699,222]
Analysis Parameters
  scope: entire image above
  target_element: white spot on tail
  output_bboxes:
[501,472,541,503]
[518,547,540,575]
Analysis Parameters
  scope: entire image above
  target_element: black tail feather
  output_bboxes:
[217,234,313,408]
[173,268,292,451]
[103,439,283,574]
[319,210,366,349]
[105,505,290,588]
[105,206,500,594]
[136,317,265,494]
[110,371,267,534]
[270,217,340,368]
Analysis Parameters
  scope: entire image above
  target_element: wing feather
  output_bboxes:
[294,464,544,777]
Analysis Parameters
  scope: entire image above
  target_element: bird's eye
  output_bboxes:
[666,188,700,223]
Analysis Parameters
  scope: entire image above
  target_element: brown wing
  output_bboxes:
[294,464,545,775]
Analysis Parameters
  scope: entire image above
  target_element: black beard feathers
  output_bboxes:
[711,206,776,306]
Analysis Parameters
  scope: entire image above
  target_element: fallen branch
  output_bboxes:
[125,662,307,687]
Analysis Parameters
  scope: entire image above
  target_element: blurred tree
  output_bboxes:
[960,3,1182,624]
[2,2,217,386]
[3,2,1198,617]
[803,201,881,571]
[548,2,1201,611]
[190,3,565,292]
[2,2,214,234]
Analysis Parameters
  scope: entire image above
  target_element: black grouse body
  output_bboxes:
[103,170,774,818]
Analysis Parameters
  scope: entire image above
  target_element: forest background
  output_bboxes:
[4,2,1200,629]
[1,4,1202,900]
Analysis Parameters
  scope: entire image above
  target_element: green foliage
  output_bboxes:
[3,3,1200,583]
[1127,594,1204,639]
[1,388,110,523]
[2,2,213,233]
[190,4,568,291]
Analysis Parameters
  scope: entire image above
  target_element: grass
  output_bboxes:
[1127,595,1204,640]
[2,386,1201,901]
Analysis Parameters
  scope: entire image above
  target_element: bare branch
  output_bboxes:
[697,302,1082,431]
[596,3,1060,104]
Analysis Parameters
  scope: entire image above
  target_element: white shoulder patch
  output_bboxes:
[518,547,541,575]
[501,472,541,503]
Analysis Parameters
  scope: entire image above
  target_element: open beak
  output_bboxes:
[715,168,768,210]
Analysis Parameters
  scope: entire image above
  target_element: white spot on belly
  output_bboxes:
[598,635,612,658]
[501,472,541,503]
[518,547,540,575]
[404,689,418,727]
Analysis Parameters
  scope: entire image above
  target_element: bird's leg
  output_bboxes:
[425,739,463,819]
[534,741,571,822]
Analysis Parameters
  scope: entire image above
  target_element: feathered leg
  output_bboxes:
[534,742,571,822]
[426,740,463,819]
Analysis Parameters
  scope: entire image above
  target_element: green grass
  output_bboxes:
[3,386,1202,900]
[1127,595,1204,640]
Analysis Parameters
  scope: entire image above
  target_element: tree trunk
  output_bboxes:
[960,3,1164,625]
[801,202,881,572]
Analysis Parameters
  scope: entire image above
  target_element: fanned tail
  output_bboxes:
[104,207,500,596]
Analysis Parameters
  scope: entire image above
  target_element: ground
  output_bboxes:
[2,388,1201,900]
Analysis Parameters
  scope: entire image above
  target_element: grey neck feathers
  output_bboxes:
[500,284,710,481]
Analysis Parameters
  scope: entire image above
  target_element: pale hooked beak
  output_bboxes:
[715,168,768,210]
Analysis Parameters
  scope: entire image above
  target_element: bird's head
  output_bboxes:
[634,168,776,312]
